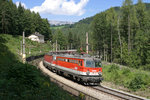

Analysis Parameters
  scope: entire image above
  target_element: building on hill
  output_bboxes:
[28,32,44,43]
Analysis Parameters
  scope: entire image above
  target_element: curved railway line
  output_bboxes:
[37,60,147,100]
[90,86,147,100]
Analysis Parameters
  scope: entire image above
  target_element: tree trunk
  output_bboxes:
[106,48,108,62]
[117,16,122,62]
[111,24,112,62]
[104,47,105,61]
[128,15,131,55]
[99,50,101,59]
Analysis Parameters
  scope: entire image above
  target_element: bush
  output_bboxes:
[106,64,121,84]
[128,74,147,91]
[0,34,76,100]
[142,64,150,71]
[122,68,131,76]
[103,64,150,92]
[108,64,119,73]
[0,61,76,99]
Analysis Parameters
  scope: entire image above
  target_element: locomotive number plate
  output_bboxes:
[92,70,97,72]
[92,70,98,75]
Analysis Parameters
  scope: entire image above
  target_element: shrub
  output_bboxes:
[103,64,150,92]
[128,74,146,91]
[108,64,119,73]
[106,64,121,84]
[142,64,150,71]
[122,68,131,76]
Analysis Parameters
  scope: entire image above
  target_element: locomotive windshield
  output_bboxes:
[95,60,102,67]
[86,60,95,67]
[85,59,102,68]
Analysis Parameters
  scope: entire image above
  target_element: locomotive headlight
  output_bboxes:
[98,71,102,76]
[86,70,90,75]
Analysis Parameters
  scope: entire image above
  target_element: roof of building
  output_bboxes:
[29,32,44,37]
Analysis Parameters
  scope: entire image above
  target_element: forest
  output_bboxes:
[52,0,150,70]
[0,0,52,41]
[0,0,150,69]
[92,0,150,69]
[0,0,150,98]
[0,1,76,99]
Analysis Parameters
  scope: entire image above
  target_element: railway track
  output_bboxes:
[37,60,148,100]
[90,86,147,100]
[27,56,148,100]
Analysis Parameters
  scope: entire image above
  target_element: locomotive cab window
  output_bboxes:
[80,61,82,66]
[53,56,56,61]
[95,60,102,67]
[85,60,95,68]
[85,59,102,68]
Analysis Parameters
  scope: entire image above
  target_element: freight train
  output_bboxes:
[43,50,103,85]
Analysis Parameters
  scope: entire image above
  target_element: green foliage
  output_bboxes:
[79,93,85,100]
[142,64,150,71]
[108,64,119,73]
[52,30,67,50]
[0,33,76,99]
[0,0,52,41]
[0,34,51,58]
[0,62,76,100]
[92,0,150,69]
[103,64,150,91]
[52,16,93,50]
[128,74,147,91]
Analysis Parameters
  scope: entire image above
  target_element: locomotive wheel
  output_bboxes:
[73,76,76,80]
[77,78,83,84]
[83,82,88,85]
[57,70,61,75]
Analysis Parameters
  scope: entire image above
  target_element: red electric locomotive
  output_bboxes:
[43,51,103,85]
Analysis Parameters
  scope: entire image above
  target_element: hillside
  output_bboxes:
[51,3,150,45]
[0,34,76,99]
[0,34,51,59]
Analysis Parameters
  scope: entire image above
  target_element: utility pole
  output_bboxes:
[56,40,57,52]
[86,32,89,54]
[22,31,26,63]
[59,44,60,50]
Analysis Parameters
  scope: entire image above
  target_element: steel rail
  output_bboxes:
[91,86,147,100]
[36,60,148,100]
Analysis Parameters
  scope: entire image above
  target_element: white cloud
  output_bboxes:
[31,0,89,16]
[16,1,27,9]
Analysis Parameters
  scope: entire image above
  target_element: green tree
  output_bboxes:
[68,32,73,49]
[53,30,67,50]
[136,0,148,31]
[0,1,10,34]
[106,7,117,62]
[121,0,133,54]
[92,12,108,59]
[17,3,26,35]
[73,33,80,49]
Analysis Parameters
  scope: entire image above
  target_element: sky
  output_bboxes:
[13,0,150,22]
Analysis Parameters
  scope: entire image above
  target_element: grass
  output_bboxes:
[1,34,51,58]
[103,64,150,91]
[0,34,78,100]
